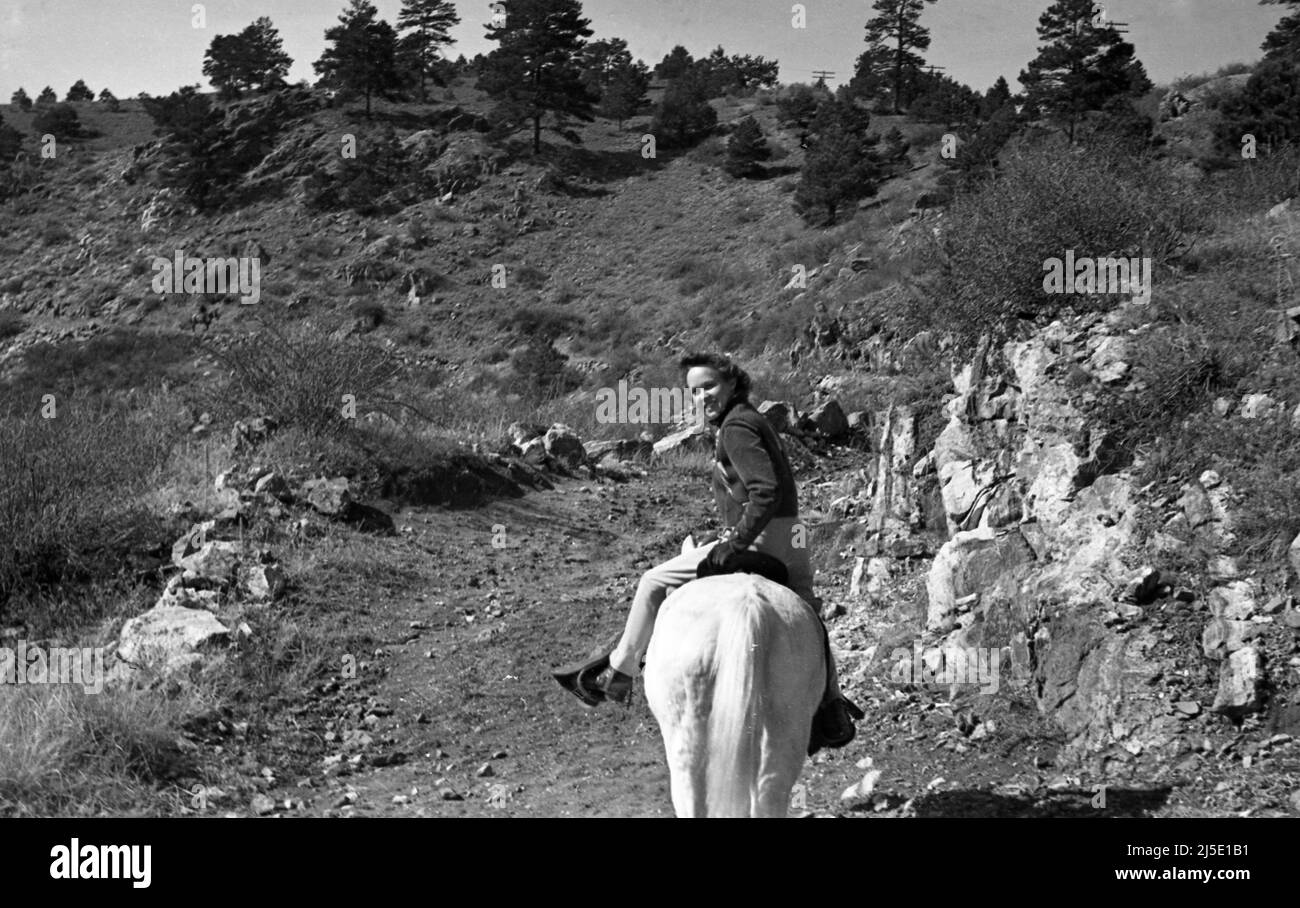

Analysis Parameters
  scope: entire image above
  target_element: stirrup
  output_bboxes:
[552,652,611,707]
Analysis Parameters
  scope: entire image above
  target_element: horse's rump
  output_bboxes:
[644,574,825,817]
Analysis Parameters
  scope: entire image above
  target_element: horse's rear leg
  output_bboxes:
[753,730,809,817]
[660,721,708,817]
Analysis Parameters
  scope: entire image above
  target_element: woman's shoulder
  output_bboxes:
[719,401,769,443]
[721,399,763,428]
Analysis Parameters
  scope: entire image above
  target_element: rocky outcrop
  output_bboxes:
[895,303,1292,771]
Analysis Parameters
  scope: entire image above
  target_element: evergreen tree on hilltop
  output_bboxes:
[1018,0,1152,144]
[477,0,597,154]
[654,45,694,83]
[36,86,58,105]
[1261,0,1300,61]
[204,17,293,99]
[1216,55,1300,156]
[980,76,1014,119]
[692,45,779,98]
[396,0,460,101]
[794,98,883,225]
[314,0,403,117]
[10,88,32,111]
[860,0,941,113]
[724,115,771,178]
[66,80,94,102]
[98,88,122,112]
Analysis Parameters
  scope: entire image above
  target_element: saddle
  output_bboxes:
[694,548,791,587]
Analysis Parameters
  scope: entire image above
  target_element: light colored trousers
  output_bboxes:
[608,517,843,700]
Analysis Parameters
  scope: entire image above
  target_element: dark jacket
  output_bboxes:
[710,399,798,548]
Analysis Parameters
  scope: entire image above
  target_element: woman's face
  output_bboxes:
[687,366,737,422]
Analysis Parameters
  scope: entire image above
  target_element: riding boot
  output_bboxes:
[808,630,865,756]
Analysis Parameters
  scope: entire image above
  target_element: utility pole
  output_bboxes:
[812,69,835,89]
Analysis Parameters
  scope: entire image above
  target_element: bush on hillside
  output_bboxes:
[199,319,423,439]
[930,138,1210,347]
[31,104,91,142]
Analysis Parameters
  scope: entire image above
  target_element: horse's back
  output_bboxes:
[644,574,825,817]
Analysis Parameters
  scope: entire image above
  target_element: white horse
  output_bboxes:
[642,571,826,818]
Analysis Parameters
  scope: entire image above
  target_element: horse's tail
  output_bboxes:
[705,587,766,817]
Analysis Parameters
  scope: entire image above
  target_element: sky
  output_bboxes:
[0,0,1288,101]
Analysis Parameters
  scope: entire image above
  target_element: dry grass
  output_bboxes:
[0,667,213,816]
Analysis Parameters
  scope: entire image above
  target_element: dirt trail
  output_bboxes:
[235,465,1292,819]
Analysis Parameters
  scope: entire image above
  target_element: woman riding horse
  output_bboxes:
[556,352,863,751]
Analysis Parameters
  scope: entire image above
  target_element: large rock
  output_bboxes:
[1201,618,1262,659]
[302,477,352,517]
[652,424,713,457]
[584,438,653,462]
[543,424,587,470]
[116,605,230,667]
[507,421,546,447]
[231,416,278,455]
[939,459,1000,533]
[806,399,848,439]
[1208,581,1257,620]
[757,400,799,434]
[870,405,922,539]
[243,562,287,602]
[1038,618,1179,765]
[176,540,243,587]
[1212,647,1262,718]
[927,527,1034,628]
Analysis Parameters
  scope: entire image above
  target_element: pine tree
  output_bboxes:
[981,75,1013,119]
[314,0,403,117]
[862,0,940,114]
[477,0,597,154]
[654,46,694,83]
[10,88,32,111]
[724,115,771,178]
[1018,0,1152,143]
[649,70,717,148]
[142,86,239,211]
[32,104,86,142]
[98,88,122,112]
[36,86,58,106]
[598,60,650,128]
[1216,55,1300,155]
[202,17,293,98]
[65,80,94,102]
[581,38,634,96]
[794,99,882,225]
[1261,0,1300,60]
[775,83,825,136]
[909,72,981,125]
[396,0,460,101]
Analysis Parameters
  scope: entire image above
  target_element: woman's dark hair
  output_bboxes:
[679,351,752,401]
